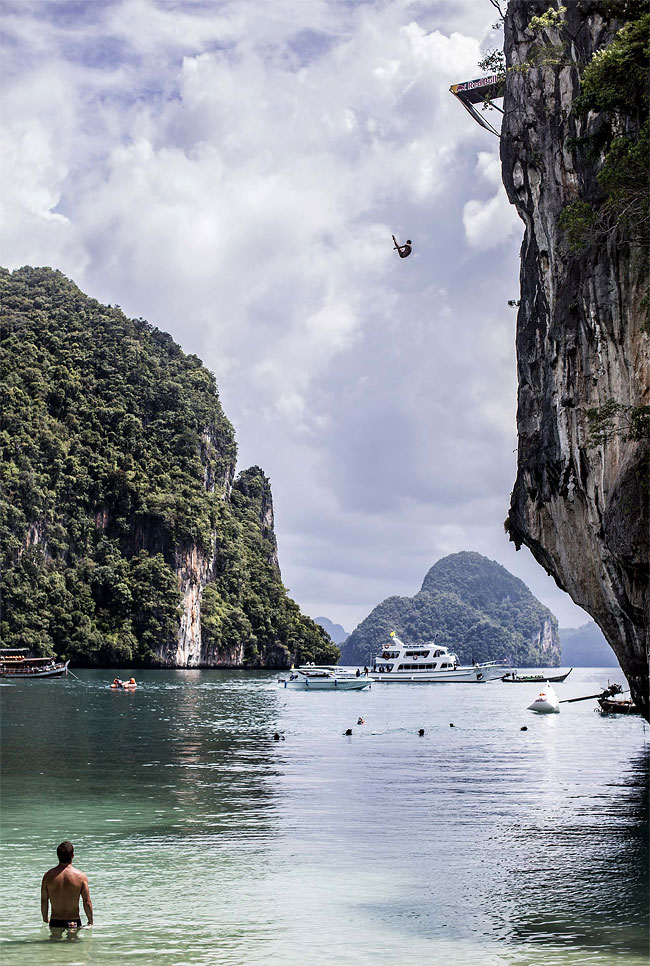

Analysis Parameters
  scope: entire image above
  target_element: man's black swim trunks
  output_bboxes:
[49,918,82,929]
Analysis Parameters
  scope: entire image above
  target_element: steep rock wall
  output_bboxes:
[173,544,213,667]
[501,0,649,718]
[155,465,287,668]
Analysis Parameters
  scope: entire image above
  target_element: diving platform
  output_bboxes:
[449,74,505,136]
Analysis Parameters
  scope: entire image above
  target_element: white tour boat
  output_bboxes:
[369,633,507,683]
[278,665,372,691]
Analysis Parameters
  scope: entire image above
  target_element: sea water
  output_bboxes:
[0,668,647,966]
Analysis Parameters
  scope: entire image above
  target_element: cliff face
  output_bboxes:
[501,1,649,718]
[162,466,285,668]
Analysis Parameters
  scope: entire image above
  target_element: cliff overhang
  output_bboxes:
[501,0,649,719]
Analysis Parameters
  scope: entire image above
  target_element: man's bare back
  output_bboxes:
[41,841,93,932]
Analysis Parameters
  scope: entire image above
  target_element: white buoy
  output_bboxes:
[528,683,560,714]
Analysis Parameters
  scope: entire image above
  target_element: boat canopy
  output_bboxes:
[449,73,505,136]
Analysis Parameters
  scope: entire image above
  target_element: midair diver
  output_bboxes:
[392,234,412,258]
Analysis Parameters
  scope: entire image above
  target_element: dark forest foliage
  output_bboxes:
[0,266,337,667]
[341,552,560,667]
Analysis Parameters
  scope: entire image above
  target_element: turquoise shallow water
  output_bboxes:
[0,668,648,965]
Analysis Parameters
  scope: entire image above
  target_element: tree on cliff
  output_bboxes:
[0,266,337,667]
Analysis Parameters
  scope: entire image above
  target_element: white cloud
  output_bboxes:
[462,147,522,250]
[463,189,521,250]
[1,0,588,630]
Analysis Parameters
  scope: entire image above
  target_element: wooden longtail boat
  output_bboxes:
[597,696,640,715]
[502,669,572,683]
[0,650,70,679]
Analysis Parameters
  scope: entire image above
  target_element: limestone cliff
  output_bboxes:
[501,1,649,718]
[164,466,289,668]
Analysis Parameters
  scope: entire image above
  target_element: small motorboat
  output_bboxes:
[528,684,560,714]
[278,666,371,691]
[560,682,635,714]
[503,668,572,683]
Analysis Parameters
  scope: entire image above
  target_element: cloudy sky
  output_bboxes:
[1,0,590,631]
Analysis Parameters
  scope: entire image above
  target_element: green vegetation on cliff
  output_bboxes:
[201,466,337,667]
[0,266,337,667]
[560,6,649,249]
[341,552,559,667]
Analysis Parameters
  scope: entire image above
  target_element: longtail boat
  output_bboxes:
[559,683,639,715]
[597,696,640,715]
[502,669,572,683]
[0,650,69,679]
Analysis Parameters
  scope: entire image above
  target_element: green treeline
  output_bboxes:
[0,266,338,667]
[341,552,560,667]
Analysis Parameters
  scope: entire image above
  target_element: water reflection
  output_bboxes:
[0,669,648,966]
[493,752,649,954]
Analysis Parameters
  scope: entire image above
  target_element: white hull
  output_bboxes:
[280,676,371,691]
[370,663,506,683]
[370,633,507,683]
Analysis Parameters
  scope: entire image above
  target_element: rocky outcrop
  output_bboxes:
[161,466,280,667]
[173,544,212,666]
[501,1,649,718]
[232,466,280,570]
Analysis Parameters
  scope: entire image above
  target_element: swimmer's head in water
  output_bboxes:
[57,841,74,864]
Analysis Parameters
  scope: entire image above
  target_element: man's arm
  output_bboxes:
[81,878,93,925]
[41,876,49,923]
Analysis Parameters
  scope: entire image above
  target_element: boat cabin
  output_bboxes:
[373,639,459,673]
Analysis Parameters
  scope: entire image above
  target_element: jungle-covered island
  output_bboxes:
[341,551,559,667]
[0,266,339,668]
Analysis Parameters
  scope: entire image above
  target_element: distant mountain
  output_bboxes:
[314,617,349,645]
[560,622,619,667]
[340,551,560,667]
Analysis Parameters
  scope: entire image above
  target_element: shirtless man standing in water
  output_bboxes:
[41,841,93,936]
